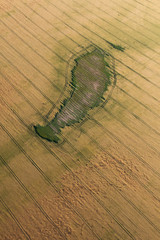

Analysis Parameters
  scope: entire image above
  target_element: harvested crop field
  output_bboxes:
[0,0,160,240]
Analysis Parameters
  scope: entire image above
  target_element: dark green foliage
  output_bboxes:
[105,61,110,68]
[34,125,60,143]
[107,41,125,52]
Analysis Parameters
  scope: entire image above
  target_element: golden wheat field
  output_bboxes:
[0,0,160,239]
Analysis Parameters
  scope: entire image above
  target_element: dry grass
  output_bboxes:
[0,0,160,239]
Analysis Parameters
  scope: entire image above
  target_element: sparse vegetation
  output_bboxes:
[35,49,111,142]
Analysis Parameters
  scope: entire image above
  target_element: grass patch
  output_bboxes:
[35,48,112,143]
[107,41,125,52]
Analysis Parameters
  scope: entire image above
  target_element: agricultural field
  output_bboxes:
[0,0,160,239]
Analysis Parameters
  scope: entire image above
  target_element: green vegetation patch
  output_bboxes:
[35,49,112,143]
[107,41,125,52]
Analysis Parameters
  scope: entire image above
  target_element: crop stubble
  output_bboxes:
[0,0,160,239]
